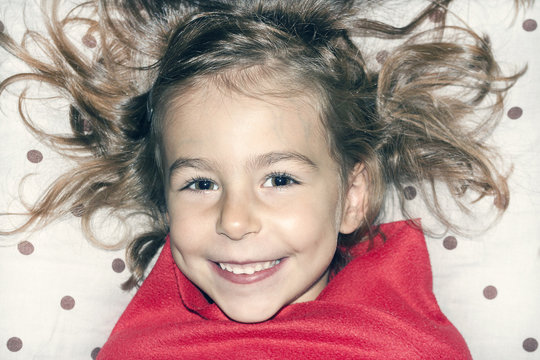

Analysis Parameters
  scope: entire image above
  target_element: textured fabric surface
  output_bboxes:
[98,221,472,360]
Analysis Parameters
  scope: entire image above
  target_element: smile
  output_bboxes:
[218,260,281,275]
[213,258,286,285]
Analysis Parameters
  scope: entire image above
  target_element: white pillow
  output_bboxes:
[0,1,538,359]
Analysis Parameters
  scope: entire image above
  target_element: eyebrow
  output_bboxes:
[168,151,318,181]
[248,151,317,170]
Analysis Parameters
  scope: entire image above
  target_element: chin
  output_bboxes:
[219,301,282,324]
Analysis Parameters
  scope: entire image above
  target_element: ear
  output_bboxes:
[339,163,368,234]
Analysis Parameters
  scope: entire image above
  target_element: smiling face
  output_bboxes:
[162,83,365,323]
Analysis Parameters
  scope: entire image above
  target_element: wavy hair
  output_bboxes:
[0,0,527,288]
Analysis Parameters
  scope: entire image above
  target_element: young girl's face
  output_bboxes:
[162,83,364,323]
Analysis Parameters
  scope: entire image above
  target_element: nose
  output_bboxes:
[216,188,261,241]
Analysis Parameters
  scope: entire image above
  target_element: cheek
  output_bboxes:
[168,205,213,256]
[276,191,342,251]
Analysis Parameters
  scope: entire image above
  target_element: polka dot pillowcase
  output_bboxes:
[1,0,539,359]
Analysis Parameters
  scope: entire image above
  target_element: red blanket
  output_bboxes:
[98,221,471,359]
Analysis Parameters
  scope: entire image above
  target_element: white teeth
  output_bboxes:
[218,260,281,275]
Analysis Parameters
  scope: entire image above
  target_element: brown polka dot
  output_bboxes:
[404,186,417,200]
[429,8,445,23]
[507,106,523,119]
[61,295,75,310]
[91,347,101,359]
[26,149,43,163]
[523,338,538,352]
[0,20,4,33]
[82,33,97,48]
[112,258,126,273]
[376,50,389,65]
[523,19,537,32]
[443,236,457,250]
[70,204,85,217]
[7,337,22,352]
[483,285,497,300]
[17,241,34,255]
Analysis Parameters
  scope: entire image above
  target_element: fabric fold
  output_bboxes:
[98,220,471,359]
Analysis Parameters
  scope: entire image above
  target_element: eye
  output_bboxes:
[262,173,298,188]
[184,178,219,191]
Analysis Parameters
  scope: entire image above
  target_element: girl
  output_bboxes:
[0,0,526,358]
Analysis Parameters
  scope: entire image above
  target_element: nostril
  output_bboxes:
[217,197,260,240]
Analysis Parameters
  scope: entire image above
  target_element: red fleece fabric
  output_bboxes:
[98,221,471,359]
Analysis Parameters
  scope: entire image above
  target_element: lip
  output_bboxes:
[212,258,286,285]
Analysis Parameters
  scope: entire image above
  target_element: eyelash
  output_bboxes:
[263,172,299,188]
[180,172,299,192]
[182,177,218,191]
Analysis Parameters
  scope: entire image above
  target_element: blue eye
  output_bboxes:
[185,179,218,191]
[263,173,298,187]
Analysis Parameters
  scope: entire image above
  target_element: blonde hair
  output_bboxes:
[0,0,527,287]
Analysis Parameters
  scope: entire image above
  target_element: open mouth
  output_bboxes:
[213,258,285,284]
[218,260,281,275]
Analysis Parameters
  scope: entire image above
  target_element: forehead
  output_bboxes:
[168,85,318,140]
[160,83,333,167]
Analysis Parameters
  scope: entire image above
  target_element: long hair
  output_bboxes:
[0,0,526,288]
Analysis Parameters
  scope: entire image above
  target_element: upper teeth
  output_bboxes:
[219,260,281,275]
